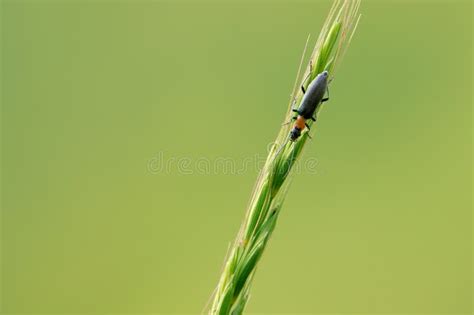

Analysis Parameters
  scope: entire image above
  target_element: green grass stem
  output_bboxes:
[208,1,361,313]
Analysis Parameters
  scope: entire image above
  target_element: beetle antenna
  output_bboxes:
[270,134,294,168]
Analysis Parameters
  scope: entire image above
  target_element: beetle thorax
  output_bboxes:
[295,116,306,130]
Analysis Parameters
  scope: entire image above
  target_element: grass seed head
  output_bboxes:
[209,1,361,313]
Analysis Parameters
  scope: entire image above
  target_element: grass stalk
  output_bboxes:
[208,1,361,313]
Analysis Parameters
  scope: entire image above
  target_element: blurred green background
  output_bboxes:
[1,0,471,314]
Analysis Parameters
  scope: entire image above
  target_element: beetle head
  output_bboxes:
[290,127,301,142]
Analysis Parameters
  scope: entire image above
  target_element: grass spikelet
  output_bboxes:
[208,1,361,313]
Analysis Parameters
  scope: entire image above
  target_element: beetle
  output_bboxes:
[289,70,330,141]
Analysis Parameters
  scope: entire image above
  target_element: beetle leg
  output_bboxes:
[282,116,297,126]
[292,109,298,113]
[305,123,311,130]
[321,86,330,102]
[300,62,314,94]
[311,116,316,122]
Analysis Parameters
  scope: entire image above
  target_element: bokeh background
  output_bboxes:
[1,0,472,314]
